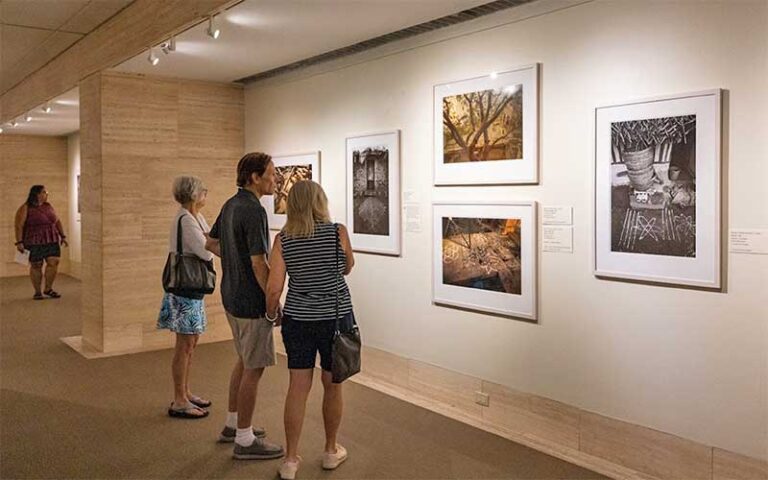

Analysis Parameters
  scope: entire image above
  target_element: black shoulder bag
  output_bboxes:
[331,224,361,384]
[162,214,216,296]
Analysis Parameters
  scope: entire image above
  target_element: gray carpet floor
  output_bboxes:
[0,275,607,479]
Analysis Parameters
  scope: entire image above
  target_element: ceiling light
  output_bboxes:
[11,121,18,127]
[0,126,3,134]
[161,37,176,55]
[206,15,221,39]
[490,71,498,79]
[25,114,32,122]
[147,47,159,66]
[43,104,52,113]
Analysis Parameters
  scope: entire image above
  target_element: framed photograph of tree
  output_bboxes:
[433,202,537,320]
[345,130,401,256]
[434,64,539,185]
[594,90,722,288]
[262,151,320,230]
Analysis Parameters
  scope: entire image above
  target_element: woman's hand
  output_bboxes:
[61,238,69,248]
[15,243,24,254]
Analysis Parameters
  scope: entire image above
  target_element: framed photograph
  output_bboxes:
[594,90,721,288]
[346,130,401,256]
[434,64,538,185]
[263,152,320,230]
[433,202,537,320]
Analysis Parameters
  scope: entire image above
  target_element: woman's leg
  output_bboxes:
[43,256,59,292]
[172,334,201,414]
[29,262,43,295]
[284,369,314,461]
[183,334,200,400]
[321,370,343,453]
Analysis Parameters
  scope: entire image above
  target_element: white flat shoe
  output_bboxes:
[322,444,348,470]
[279,458,301,480]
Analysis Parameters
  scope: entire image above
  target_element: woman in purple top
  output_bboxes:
[14,185,68,300]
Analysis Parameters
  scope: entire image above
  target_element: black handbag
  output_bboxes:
[162,214,216,296]
[331,224,361,384]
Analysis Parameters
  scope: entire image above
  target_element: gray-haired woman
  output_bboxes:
[158,176,214,419]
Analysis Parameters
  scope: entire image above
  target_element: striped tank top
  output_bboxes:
[280,222,353,321]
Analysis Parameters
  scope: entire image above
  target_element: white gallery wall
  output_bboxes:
[245,0,768,459]
[67,133,82,268]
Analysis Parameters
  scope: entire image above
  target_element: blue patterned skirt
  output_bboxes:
[157,293,207,335]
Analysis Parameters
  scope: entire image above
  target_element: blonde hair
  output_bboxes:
[282,180,331,238]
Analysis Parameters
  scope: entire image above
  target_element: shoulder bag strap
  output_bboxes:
[176,215,185,254]
[334,223,340,334]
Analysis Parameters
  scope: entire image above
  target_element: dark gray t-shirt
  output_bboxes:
[209,189,270,319]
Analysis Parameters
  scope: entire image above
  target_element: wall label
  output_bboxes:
[730,229,768,255]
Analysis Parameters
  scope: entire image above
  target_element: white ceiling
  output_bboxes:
[1,88,79,136]
[0,0,133,94]
[1,0,494,136]
[113,0,491,83]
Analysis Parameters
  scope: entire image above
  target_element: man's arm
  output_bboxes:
[251,254,270,298]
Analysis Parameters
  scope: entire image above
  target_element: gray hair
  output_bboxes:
[172,176,206,205]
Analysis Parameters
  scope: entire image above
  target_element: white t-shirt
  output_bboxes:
[168,207,214,262]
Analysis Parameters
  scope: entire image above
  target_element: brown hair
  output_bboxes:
[236,152,272,187]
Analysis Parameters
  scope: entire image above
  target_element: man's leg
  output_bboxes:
[236,367,264,431]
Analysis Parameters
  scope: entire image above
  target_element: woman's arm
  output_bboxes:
[181,215,214,261]
[14,205,27,251]
[338,224,355,275]
[266,236,287,322]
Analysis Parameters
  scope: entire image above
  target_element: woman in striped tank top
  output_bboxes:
[266,180,355,480]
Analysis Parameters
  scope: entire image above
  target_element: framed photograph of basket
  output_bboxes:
[434,64,539,185]
[345,130,401,256]
[594,90,722,288]
[263,152,320,230]
[433,202,537,320]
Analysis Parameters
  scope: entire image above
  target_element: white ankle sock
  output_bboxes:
[235,427,256,447]
[225,411,238,429]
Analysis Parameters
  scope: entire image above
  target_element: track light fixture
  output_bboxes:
[43,104,52,113]
[147,47,159,66]
[25,114,32,122]
[161,37,176,55]
[0,126,3,134]
[206,15,221,39]
[11,120,18,127]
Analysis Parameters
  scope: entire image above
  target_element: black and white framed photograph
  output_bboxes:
[263,151,320,230]
[434,64,539,185]
[594,90,721,288]
[433,202,537,320]
[345,131,400,255]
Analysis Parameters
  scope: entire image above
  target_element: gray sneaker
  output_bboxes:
[233,436,285,460]
[218,426,266,443]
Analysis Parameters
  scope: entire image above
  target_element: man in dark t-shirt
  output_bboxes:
[206,152,284,460]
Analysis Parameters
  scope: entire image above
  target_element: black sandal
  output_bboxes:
[168,402,209,419]
[33,293,44,301]
[43,290,61,299]
[189,395,212,408]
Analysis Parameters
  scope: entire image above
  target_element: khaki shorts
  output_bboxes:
[225,312,276,370]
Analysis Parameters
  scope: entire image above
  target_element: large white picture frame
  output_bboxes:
[433,202,537,320]
[434,64,539,185]
[263,151,320,230]
[594,90,722,288]
[345,130,401,256]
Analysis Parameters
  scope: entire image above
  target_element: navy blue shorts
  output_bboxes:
[281,311,355,371]
[28,243,61,263]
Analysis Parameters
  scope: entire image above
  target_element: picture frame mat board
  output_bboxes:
[433,201,537,320]
[593,89,721,288]
[434,63,539,186]
[345,130,401,256]
[263,151,321,231]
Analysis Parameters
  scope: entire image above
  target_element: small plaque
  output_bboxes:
[542,226,573,253]
[542,206,573,225]
[730,229,768,255]
[405,204,422,233]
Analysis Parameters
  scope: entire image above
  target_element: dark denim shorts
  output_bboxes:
[281,311,355,371]
[28,243,61,263]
